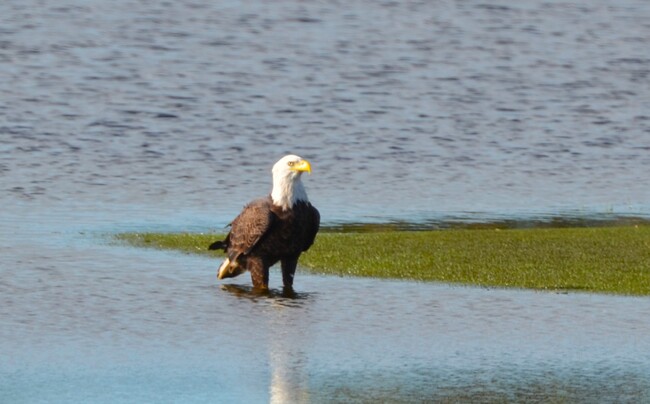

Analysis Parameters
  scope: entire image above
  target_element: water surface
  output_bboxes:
[3,210,650,402]
[2,0,650,402]
[1,0,649,223]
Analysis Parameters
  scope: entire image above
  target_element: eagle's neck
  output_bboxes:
[271,175,308,211]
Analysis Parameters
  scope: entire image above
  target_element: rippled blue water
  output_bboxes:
[2,0,650,402]
[2,0,649,223]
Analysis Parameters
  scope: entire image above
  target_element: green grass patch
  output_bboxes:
[115,226,650,295]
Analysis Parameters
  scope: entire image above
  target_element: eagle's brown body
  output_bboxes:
[209,155,320,289]
[210,196,319,288]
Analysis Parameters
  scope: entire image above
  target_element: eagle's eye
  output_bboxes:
[288,161,295,167]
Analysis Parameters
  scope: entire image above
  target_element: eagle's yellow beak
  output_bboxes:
[291,159,312,174]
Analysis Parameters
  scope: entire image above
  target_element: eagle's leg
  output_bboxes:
[281,257,298,288]
[248,256,269,289]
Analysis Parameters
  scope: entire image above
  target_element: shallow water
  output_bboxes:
[3,209,650,403]
[2,0,650,402]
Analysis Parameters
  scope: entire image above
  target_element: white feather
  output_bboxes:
[270,155,310,210]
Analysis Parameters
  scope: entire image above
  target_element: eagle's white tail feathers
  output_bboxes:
[217,258,246,280]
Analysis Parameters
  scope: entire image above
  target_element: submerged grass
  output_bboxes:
[115,226,650,295]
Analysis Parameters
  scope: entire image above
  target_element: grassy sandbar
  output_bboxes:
[115,226,650,295]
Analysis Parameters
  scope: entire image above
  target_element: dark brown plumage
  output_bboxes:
[208,155,320,289]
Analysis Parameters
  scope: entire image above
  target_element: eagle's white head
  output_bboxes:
[271,154,312,210]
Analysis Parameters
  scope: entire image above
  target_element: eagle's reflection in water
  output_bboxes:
[219,283,313,403]
[219,284,312,304]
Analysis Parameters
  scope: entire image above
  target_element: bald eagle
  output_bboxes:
[208,155,320,289]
